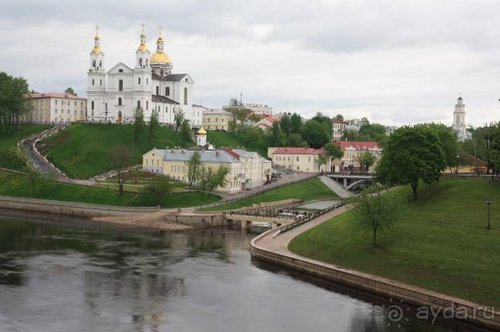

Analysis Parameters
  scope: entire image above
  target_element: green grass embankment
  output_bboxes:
[289,177,500,307]
[0,170,219,208]
[41,124,192,179]
[206,178,338,211]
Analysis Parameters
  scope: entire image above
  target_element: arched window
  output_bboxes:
[118,98,122,106]
[118,80,123,91]
[137,100,141,109]
[184,87,188,105]
[91,100,94,110]
[165,87,169,96]
[138,77,141,85]
[156,86,159,95]
[92,79,95,86]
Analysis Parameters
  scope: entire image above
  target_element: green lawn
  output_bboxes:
[0,170,220,208]
[0,125,51,170]
[289,177,500,307]
[41,124,193,179]
[207,131,268,157]
[206,178,338,211]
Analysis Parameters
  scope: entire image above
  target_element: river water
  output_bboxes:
[0,214,469,331]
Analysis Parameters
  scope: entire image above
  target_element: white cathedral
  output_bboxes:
[86,26,202,127]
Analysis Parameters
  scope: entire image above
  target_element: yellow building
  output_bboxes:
[201,107,234,131]
[143,147,271,193]
[18,93,87,124]
[334,141,382,172]
[268,147,330,173]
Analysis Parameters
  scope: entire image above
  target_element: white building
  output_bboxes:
[86,26,201,127]
[452,96,470,140]
[143,147,272,193]
[18,93,87,124]
[242,103,273,115]
[200,107,234,131]
[332,118,346,141]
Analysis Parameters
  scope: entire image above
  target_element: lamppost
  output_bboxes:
[485,199,493,230]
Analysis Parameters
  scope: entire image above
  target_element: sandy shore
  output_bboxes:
[92,210,192,231]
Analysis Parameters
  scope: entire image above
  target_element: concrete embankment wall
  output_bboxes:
[0,195,159,218]
[164,212,227,227]
[250,230,500,330]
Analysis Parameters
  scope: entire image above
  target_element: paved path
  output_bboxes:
[257,205,348,255]
[319,176,354,198]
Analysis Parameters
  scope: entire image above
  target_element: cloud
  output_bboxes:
[0,0,498,127]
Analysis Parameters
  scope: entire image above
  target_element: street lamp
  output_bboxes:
[485,199,493,230]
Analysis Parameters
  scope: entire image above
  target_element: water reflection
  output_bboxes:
[0,215,467,331]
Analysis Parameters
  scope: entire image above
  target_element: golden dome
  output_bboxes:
[150,51,171,64]
[197,127,207,135]
[91,46,102,55]
[137,43,150,53]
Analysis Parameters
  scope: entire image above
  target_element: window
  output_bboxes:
[118,98,122,106]
[184,87,188,105]
[92,79,95,86]
[156,86,159,95]
[100,79,102,86]
[118,80,123,91]
[165,87,169,96]
[118,69,123,73]
[146,78,149,85]
[296,156,299,162]
[105,103,108,110]
[91,100,94,110]
[297,166,300,170]
[137,100,141,108]
[138,77,141,85]
[146,101,148,110]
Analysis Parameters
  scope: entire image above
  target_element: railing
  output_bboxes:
[276,200,344,235]
[195,173,318,211]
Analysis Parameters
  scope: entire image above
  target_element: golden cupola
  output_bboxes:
[91,26,103,55]
[137,25,150,53]
[150,29,172,65]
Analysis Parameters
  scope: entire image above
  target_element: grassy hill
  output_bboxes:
[207,130,268,157]
[289,177,500,307]
[0,125,51,171]
[41,124,192,179]
[206,178,338,211]
[0,170,220,208]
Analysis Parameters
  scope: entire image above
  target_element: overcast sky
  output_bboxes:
[1,0,499,126]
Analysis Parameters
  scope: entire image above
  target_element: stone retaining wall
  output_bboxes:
[250,230,500,330]
[0,195,159,218]
[164,212,227,227]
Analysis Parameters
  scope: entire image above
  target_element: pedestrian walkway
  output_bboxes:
[319,176,354,198]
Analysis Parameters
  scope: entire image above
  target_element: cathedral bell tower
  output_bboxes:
[136,24,151,69]
[150,27,173,77]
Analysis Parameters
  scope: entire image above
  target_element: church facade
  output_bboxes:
[86,27,201,127]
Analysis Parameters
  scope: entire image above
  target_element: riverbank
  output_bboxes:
[251,214,500,330]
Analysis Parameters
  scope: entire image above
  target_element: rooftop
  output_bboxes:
[336,141,381,150]
[272,147,325,155]
[28,93,86,100]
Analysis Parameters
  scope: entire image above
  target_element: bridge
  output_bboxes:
[327,173,375,190]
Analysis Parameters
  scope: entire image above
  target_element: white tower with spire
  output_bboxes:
[133,24,152,117]
[87,26,106,119]
[452,95,467,140]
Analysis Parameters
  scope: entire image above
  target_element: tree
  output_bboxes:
[180,119,192,143]
[311,112,333,138]
[133,107,145,142]
[335,114,344,122]
[324,142,344,172]
[280,113,292,135]
[377,126,447,200]
[143,175,172,206]
[110,146,132,195]
[353,186,402,246]
[174,109,185,132]
[64,87,76,96]
[301,120,331,148]
[290,113,303,134]
[422,123,459,169]
[148,110,160,144]
[267,122,285,147]
[315,153,329,172]
[0,72,31,133]
[199,166,229,196]
[357,151,376,173]
[287,133,307,147]
[187,150,202,187]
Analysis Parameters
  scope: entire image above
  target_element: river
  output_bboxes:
[0,214,470,331]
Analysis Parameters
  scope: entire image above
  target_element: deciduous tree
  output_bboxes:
[148,110,160,144]
[133,107,145,142]
[377,126,447,199]
[187,150,201,187]
[143,175,172,206]
[0,72,31,133]
[110,146,132,195]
